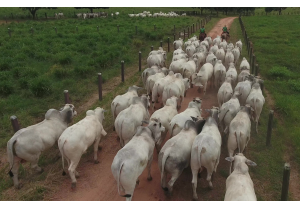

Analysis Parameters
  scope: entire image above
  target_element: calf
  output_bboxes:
[191,107,221,200]
[159,119,206,194]
[58,108,107,189]
[111,120,165,201]
[225,153,257,201]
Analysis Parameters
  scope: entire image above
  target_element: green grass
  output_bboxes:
[0,8,220,200]
[230,15,300,200]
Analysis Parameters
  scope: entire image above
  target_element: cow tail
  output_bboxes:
[117,162,131,198]
[197,141,204,168]
[113,103,120,121]
[60,141,69,176]
[161,147,171,184]
[235,132,241,153]
[7,138,18,177]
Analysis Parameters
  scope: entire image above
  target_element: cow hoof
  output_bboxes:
[147,176,152,181]
[94,160,99,164]
[162,187,168,191]
[113,126,115,131]
[71,182,76,189]
[192,197,199,201]
[98,146,102,151]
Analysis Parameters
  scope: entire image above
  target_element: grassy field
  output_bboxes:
[0,7,219,200]
[232,15,300,200]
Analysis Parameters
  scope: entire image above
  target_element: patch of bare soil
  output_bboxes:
[46,17,238,201]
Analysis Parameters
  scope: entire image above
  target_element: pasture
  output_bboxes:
[0,9,219,200]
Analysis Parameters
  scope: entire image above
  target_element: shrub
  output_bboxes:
[288,80,300,93]
[55,52,72,65]
[29,77,52,97]
[133,39,143,48]
[49,64,69,79]
[74,66,93,77]
[268,66,293,79]
[19,78,29,89]
[0,81,14,96]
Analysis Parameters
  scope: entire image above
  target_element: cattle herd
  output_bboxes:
[128,11,184,18]
[6,31,265,201]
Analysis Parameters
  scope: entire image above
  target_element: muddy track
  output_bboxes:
[48,17,238,201]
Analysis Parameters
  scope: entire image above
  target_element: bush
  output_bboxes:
[268,66,293,79]
[29,77,52,97]
[19,78,29,89]
[74,66,94,77]
[288,80,300,93]
[133,39,143,48]
[55,52,72,65]
[0,81,14,96]
[49,64,70,79]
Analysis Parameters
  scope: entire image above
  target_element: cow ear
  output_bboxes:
[225,157,234,162]
[142,121,149,125]
[246,159,257,167]
[190,116,198,122]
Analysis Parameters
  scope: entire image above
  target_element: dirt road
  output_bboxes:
[49,17,237,201]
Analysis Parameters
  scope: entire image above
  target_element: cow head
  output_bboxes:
[225,153,257,173]
[145,118,165,143]
[94,107,106,124]
[205,106,219,124]
[60,104,77,124]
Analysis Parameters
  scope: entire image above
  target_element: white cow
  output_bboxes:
[146,71,166,96]
[172,54,188,62]
[200,40,209,51]
[219,40,227,50]
[115,95,150,147]
[186,44,196,58]
[182,59,197,82]
[191,107,221,200]
[150,97,178,152]
[151,71,176,110]
[173,47,185,56]
[58,107,107,189]
[234,79,252,106]
[192,63,214,96]
[192,40,200,49]
[225,49,234,69]
[240,57,250,71]
[192,52,206,72]
[245,83,265,133]
[147,53,166,68]
[111,119,165,201]
[213,60,226,89]
[162,76,190,108]
[169,58,187,74]
[225,153,257,201]
[173,39,184,50]
[219,92,241,136]
[141,66,159,87]
[226,63,238,88]
[111,85,142,123]
[209,43,219,55]
[236,39,243,53]
[204,36,212,47]
[216,47,225,63]
[206,52,217,66]
[227,105,253,174]
[7,104,77,189]
[232,47,240,65]
[159,119,206,194]
[226,43,234,51]
[169,98,202,137]
[58,13,64,18]
[217,77,233,108]
[238,70,250,82]
[213,36,222,46]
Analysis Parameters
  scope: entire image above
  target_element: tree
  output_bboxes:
[265,7,287,15]
[74,7,109,13]
[21,7,57,19]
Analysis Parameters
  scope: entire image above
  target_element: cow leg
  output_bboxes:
[206,166,214,189]
[31,155,43,173]
[156,131,166,154]
[191,169,199,200]
[214,152,220,173]
[68,159,80,189]
[93,137,101,164]
[147,155,153,181]
[161,171,168,190]
[11,158,21,189]
[167,169,182,194]
[256,120,259,134]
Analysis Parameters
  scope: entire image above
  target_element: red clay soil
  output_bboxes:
[49,17,237,201]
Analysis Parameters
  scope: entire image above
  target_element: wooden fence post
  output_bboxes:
[160,40,163,47]
[266,110,274,146]
[139,51,142,72]
[98,73,102,101]
[173,33,176,42]
[151,46,153,51]
[174,42,176,50]
[255,64,259,76]
[64,90,71,104]
[10,116,20,132]
[251,54,256,74]
[187,27,189,38]
[281,163,291,201]
[121,61,125,82]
